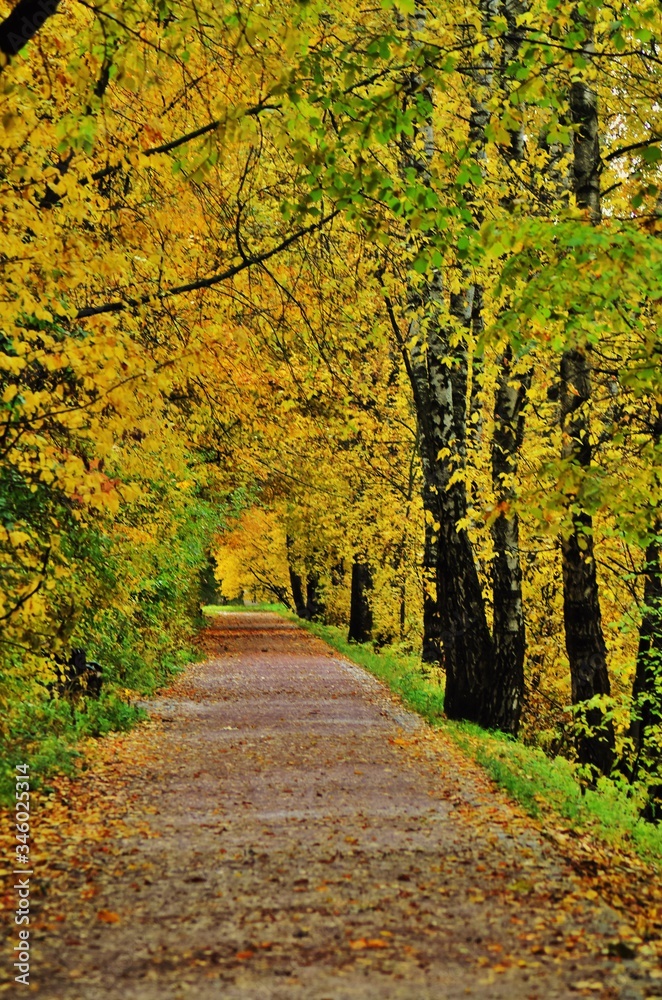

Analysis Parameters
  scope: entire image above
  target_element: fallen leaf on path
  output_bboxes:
[348,938,389,950]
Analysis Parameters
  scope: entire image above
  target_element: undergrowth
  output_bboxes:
[0,638,199,806]
[0,691,149,804]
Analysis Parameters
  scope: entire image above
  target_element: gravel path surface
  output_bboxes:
[9,612,650,999]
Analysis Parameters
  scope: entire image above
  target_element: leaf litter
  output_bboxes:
[0,612,660,998]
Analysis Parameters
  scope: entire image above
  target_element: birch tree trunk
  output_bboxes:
[405,276,494,723]
[422,475,443,664]
[399,0,534,729]
[490,347,530,733]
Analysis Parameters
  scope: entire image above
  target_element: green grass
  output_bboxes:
[447,722,662,865]
[292,619,446,723]
[202,602,289,614]
[277,612,662,868]
[0,642,200,807]
[0,691,148,805]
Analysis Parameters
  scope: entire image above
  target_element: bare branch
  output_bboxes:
[76,211,340,318]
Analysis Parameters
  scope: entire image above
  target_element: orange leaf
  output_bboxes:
[349,938,388,950]
[97,910,120,924]
[235,950,254,960]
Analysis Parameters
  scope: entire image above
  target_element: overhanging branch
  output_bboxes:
[604,135,662,163]
[91,101,281,182]
[76,210,340,318]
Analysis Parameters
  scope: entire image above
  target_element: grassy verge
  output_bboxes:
[0,607,269,804]
[0,691,148,804]
[0,645,199,807]
[292,619,446,723]
[278,614,662,867]
[202,603,288,614]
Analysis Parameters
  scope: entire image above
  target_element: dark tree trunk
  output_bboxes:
[559,40,615,777]
[629,535,662,782]
[306,570,325,622]
[486,23,529,735]
[560,350,615,776]
[0,0,59,57]
[53,648,103,700]
[490,348,530,735]
[199,553,220,606]
[330,560,345,587]
[286,535,307,618]
[435,499,494,725]
[289,566,307,619]
[400,583,406,640]
[348,559,373,643]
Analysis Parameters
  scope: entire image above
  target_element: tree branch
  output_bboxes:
[90,101,280,182]
[604,135,662,163]
[0,547,51,622]
[75,210,340,318]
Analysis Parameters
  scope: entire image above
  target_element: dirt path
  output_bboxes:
[2,613,654,998]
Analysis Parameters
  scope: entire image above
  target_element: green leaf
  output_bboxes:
[642,145,662,165]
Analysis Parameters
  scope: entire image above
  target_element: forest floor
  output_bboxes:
[1,611,661,999]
